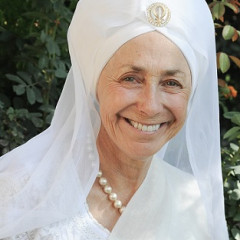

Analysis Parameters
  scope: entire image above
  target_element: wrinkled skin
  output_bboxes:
[87,31,192,231]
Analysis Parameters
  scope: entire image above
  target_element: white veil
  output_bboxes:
[0,0,228,239]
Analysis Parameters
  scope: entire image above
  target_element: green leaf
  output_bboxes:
[34,88,43,104]
[224,112,240,120]
[6,107,14,115]
[31,117,43,128]
[26,88,36,105]
[230,189,240,200]
[30,112,43,118]
[214,23,223,28]
[16,109,29,118]
[233,166,240,175]
[223,3,239,14]
[224,127,240,139]
[40,30,47,43]
[55,68,67,78]
[38,56,49,69]
[13,85,25,95]
[219,52,231,73]
[6,107,15,121]
[17,72,32,84]
[0,139,8,147]
[233,213,240,222]
[213,3,225,19]
[222,25,236,40]
[224,112,240,126]
[46,39,60,56]
[231,227,240,240]
[46,39,55,55]
[230,143,239,152]
[39,104,55,113]
[46,113,54,124]
[6,74,24,84]
[232,115,240,126]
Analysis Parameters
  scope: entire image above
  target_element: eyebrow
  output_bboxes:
[121,64,186,77]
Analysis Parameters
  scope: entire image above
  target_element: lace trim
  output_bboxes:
[4,203,110,240]
[0,171,109,240]
[84,202,110,235]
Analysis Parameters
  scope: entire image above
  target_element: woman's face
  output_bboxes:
[97,32,192,160]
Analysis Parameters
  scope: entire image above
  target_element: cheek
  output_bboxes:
[98,92,124,124]
[99,86,136,111]
[166,94,189,120]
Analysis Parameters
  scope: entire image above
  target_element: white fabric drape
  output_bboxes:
[109,156,211,240]
[0,0,228,239]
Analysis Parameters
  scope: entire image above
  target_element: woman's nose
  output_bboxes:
[137,83,163,117]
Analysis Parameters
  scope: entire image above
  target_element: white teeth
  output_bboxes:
[130,120,161,132]
[133,122,138,128]
[147,126,153,132]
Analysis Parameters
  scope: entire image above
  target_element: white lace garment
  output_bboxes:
[3,203,110,240]
[1,158,210,240]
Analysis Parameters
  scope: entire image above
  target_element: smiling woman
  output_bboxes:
[89,32,193,230]
[0,0,229,240]
[96,32,191,162]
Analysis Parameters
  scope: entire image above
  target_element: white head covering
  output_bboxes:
[0,0,228,239]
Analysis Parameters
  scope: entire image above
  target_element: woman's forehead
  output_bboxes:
[104,32,191,76]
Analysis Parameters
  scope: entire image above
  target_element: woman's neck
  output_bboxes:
[96,126,152,202]
[87,126,153,231]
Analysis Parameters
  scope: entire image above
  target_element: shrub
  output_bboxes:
[208,0,240,239]
[0,0,78,153]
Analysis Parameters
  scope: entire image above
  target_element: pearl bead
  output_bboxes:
[99,177,107,186]
[114,200,122,209]
[109,192,117,201]
[119,206,126,214]
[97,170,126,214]
[104,185,112,194]
[97,170,102,178]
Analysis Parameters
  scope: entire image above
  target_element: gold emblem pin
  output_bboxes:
[146,3,171,27]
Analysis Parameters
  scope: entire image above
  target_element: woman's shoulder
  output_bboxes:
[159,158,202,196]
[157,158,211,239]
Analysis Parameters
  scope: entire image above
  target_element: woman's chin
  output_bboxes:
[121,143,163,161]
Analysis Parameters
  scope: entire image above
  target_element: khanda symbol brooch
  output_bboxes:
[146,2,171,27]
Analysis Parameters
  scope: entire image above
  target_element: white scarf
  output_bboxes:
[0,0,228,239]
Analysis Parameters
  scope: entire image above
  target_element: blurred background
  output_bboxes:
[0,0,239,239]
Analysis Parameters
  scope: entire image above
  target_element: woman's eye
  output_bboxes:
[123,76,136,82]
[164,80,181,87]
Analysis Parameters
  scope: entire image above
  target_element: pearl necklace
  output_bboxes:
[97,170,126,214]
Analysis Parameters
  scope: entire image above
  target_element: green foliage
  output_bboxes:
[0,104,43,154]
[208,0,240,239]
[222,111,240,240]
[0,0,239,238]
[0,0,78,153]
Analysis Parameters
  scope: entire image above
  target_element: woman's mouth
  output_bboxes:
[125,118,161,132]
